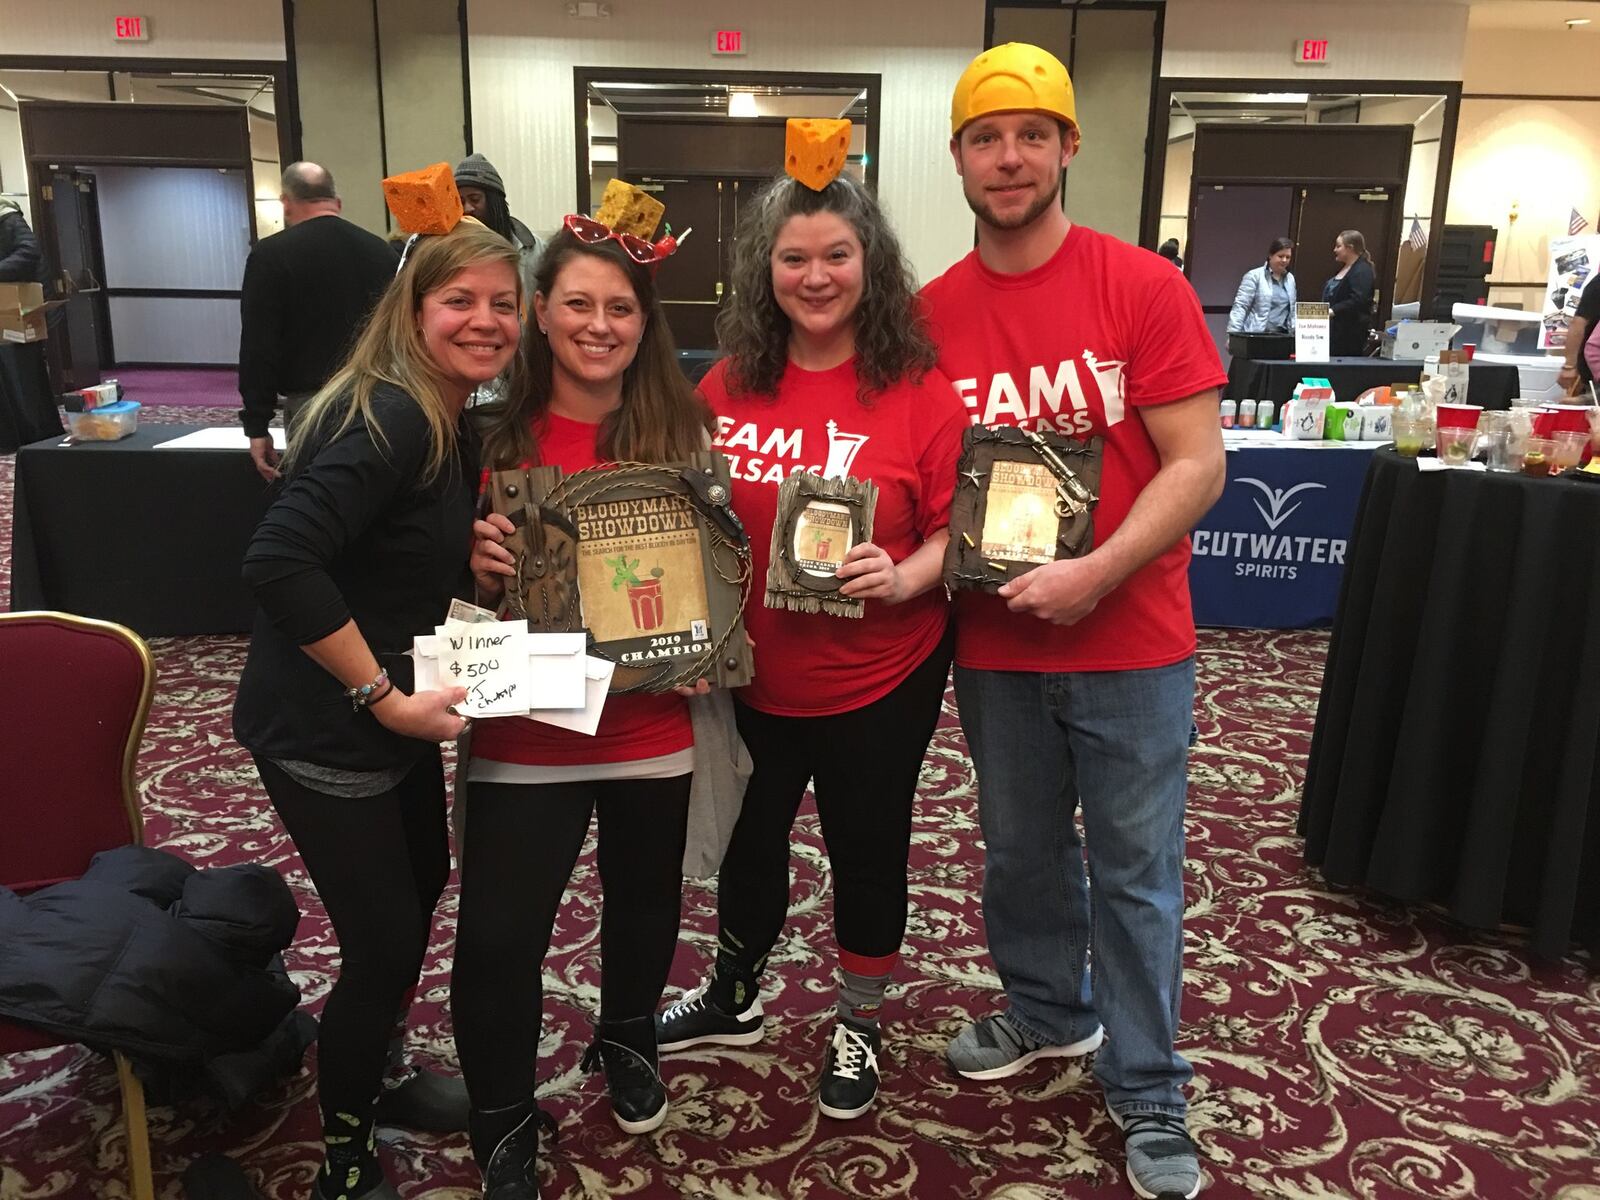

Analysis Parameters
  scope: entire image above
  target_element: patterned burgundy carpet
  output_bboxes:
[2,408,1598,1199]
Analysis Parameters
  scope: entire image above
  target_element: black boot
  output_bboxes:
[470,1101,555,1200]
[580,1016,668,1135]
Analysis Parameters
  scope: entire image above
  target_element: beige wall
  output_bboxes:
[1454,21,1600,305]
[1450,99,1600,291]
[1161,1,1467,81]
[1069,7,1158,245]
[378,0,467,194]
[293,0,387,235]
[466,0,985,287]
[0,0,283,59]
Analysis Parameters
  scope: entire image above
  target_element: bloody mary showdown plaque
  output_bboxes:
[486,452,754,692]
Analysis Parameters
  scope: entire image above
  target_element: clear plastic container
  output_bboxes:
[66,400,140,441]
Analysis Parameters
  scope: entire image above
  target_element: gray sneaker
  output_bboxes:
[945,1012,1104,1081]
[1108,1105,1202,1199]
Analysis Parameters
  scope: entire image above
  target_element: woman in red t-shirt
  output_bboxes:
[654,173,967,1121]
[452,224,715,1196]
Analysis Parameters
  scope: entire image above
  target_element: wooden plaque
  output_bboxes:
[942,426,1103,594]
[766,471,878,619]
[488,453,755,693]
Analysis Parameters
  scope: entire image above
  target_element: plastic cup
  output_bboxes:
[1393,412,1429,457]
[1523,437,1555,476]
[1484,429,1519,472]
[1462,344,1477,361]
[1437,402,1483,430]
[1548,405,1592,434]
[1552,430,1587,471]
[1435,425,1478,465]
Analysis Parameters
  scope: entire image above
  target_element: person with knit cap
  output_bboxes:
[454,154,543,299]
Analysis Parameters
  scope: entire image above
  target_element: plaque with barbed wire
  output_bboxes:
[766,471,878,618]
[942,426,1103,594]
[487,452,755,692]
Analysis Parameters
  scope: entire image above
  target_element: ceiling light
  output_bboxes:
[1567,18,1591,27]
[728,91,758,118]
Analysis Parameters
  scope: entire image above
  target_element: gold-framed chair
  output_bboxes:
[0,611,157,1200]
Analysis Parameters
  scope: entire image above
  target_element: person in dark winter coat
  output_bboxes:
[0,198,48,284]
[454,153,543,300]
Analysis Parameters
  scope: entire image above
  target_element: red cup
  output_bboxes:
[1531,407,1561,439]
[1547,404,1592,434]
[1436,402,1483,430]
[1462,344,1477,361]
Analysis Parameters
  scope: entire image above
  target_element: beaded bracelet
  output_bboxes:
[346,668,389,711]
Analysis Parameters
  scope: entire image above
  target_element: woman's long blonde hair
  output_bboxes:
[284,220,524,482]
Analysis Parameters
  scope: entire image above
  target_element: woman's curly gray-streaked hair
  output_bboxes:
[716,173,937,405]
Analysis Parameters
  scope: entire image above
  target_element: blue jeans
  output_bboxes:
[954,658,1196,1117]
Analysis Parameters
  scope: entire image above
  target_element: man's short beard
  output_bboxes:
[965,171,1063,231]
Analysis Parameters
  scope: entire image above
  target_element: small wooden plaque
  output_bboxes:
[942,426,1103,594]
[766,471,878,619]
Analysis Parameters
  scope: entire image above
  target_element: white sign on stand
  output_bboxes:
[1295,302,1331,363]
[1538,234,1600,350]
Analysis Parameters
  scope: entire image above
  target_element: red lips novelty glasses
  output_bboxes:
[563,213,688,264]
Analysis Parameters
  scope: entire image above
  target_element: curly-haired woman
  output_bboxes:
[654,172,967,1120]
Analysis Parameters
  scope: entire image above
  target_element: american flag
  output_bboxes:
[1572,207,1591,235]
[1407,219,1427,251]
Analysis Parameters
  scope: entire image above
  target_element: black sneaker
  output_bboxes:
[656,979,765,1052]
[581,1018,668,1135]
[818,1020,880,1120]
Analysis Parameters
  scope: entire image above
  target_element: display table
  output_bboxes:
[1224,355,1520,411]
[1299,448,1600,956]
[0,342,65,453]
[1189,433,1377,628]
[11,424,272,636]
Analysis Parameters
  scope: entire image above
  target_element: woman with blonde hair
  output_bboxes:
[234,220,522,1200]
[1325,229,1376,357]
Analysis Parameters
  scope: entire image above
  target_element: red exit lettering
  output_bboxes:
[715,29,742,54]
[1299,38,1329,62]
[114,15,147,40]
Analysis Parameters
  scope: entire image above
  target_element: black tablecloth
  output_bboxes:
[1299,449,1600,956]
[1225,356,1520,411]
[0,342,65,453]
[11,424,272,636]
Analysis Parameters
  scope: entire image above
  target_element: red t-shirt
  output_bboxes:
[919,224,1227,673]
[700,357,966,716]
[469,412,693,766]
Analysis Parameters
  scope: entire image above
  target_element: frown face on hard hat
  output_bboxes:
[949,43,1080,230]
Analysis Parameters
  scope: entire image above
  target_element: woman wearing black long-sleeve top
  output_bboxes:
[1323,229,1376,357]
[233,222,521,1200]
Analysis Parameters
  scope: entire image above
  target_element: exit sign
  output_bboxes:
[114,15,150,41]
[1295,37,1330,64]
[712,29,746,55]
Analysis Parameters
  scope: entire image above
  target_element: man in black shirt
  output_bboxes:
[239,162,397,481]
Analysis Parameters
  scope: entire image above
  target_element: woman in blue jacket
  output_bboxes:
[1228,237,1296,334]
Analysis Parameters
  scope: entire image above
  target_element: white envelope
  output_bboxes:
[412,630,589,712]
[522,656,616,736]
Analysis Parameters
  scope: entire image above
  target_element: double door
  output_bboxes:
[37,169,110,391]
[630,175,767,354]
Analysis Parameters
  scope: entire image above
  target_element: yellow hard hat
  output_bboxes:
[951,42,1079,140]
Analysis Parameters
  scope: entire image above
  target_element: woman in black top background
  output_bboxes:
[1324,229,1376,357]
[233,221,522,1200]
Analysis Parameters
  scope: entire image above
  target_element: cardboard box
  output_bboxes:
[1381,321,1459,360]
[0,283,62,343]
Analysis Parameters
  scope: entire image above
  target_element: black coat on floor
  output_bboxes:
[0,845,302,1062]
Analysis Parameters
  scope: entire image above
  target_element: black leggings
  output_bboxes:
[717,629,953,966]
[451,775,691,1109]
[254,752,449,1126]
